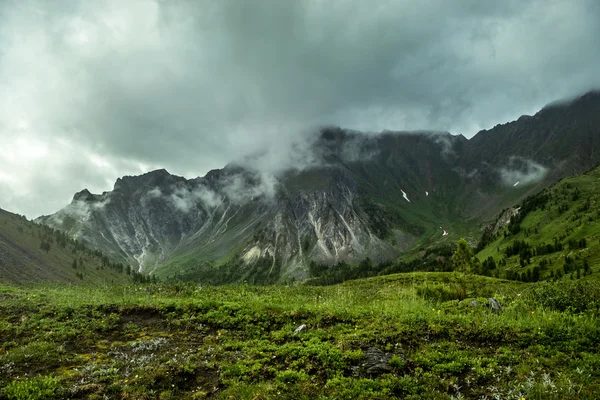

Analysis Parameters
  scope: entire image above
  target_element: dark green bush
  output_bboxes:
[531,281,600,313]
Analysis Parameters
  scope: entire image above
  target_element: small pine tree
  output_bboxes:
[532,266,540,282]
[452,238,475,274]
[584,259,591,275]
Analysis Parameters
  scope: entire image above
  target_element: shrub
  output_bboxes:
[416,283,467,302]
[276,370,309,384]
[4,375,60,400]
[530,281,600,313]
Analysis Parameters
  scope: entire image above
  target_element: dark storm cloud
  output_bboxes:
[0,0,599,217]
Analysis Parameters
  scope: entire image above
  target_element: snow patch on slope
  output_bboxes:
[401,190,410,203]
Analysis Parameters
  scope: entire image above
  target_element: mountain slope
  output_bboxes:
[454,90,600,219]
[468,90,600,178]
[0,208,131,284]
[475,164,600,281]
[36,90,600,283]
[37,130,474,281]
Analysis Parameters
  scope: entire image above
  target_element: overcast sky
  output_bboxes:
[1,0,599,218]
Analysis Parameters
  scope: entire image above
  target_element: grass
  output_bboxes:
[1,272,599,399]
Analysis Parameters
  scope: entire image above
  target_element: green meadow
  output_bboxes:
[1,272,599,399]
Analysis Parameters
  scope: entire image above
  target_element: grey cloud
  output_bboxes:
[147,188,162,199]
[338,134,380,163]
[452,167,479,180]
[0,0,599,217]
[432,134,457,158]
[498,157,549,186]
[159,175,274,214]
[192,186,223,210]
[221,173,279,205]
[169,184,224,212]
[170,188,197,214]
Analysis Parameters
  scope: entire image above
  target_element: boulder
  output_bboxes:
[487,297,502,313]
[363,347,392,376]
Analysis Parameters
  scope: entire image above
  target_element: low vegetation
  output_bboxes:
[1,272,599,399]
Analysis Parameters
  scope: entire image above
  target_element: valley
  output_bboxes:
[1,92,599,400]
[2,2,599,398]
[32,91,600,284]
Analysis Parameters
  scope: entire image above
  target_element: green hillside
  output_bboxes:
[475,164,600,282]
[0,208,134,284]
[1,273,599,399]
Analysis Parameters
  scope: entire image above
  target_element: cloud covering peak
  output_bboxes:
[1,0,599,217]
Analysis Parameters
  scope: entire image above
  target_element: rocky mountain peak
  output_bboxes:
[72,189,94,203]
[113,168,181,192]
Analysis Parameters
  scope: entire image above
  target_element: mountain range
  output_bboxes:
[32,90,600,283]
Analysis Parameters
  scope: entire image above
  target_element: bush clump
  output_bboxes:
[416,283,467,302]
[531,281,600,313]
[4,375,60,400]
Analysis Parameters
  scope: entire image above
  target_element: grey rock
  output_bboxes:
[293,324,307,335]
[487,297,502,313]
[470,299,479,307]
[363,347,392,376]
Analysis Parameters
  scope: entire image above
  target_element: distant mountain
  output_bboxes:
[468,90,600,177]
[457,90,600,219]
[36,90,600,283]
[0,208,131,284]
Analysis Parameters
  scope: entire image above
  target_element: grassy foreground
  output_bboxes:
[1,272,599,399]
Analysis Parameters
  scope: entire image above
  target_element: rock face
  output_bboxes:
[37,130,464,280]
[36,91,600,282]
[36,164,405,279]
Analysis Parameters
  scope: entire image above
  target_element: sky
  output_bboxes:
[0,0,599,218]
